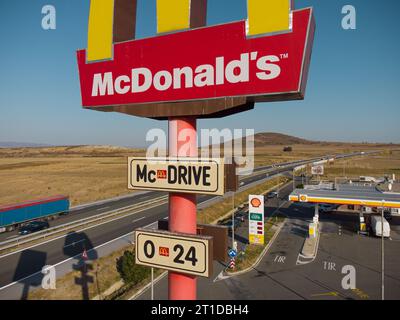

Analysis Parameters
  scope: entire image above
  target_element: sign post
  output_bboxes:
[168,117,198,299]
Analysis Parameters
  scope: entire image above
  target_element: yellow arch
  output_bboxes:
[247,0,293,36]
[87,0,114,62]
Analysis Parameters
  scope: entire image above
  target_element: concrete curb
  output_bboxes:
[301,223,321,259]
[92,280,124,300]
[225,218,286,277]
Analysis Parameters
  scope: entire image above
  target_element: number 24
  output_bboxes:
[173,244,198,266]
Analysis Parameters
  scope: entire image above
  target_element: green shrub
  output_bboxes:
[116,250,150,285]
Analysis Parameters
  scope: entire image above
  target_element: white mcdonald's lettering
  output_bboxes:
[136,163,212,186]
[91,51,281,97]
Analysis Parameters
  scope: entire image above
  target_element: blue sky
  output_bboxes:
[0,0,399,147]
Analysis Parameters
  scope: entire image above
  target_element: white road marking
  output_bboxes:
[96,206,110,211]
[63,239,85,249]
[132,217,145,223]
[213,270,233,282]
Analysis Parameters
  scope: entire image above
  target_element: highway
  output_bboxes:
[0,151,369,297]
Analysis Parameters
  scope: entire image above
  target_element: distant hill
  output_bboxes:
[251,132,313,146]
[0,142,53,148]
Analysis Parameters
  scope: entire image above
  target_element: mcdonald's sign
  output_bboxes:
[77,0,315,119]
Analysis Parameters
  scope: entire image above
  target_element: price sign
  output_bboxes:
[249,195,265,245]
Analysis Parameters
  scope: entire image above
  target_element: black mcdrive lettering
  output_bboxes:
[168,165,211,186]
[136,164,156,183]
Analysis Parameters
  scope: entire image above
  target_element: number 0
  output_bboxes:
[144,240,155,258]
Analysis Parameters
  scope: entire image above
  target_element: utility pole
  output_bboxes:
[293,170,295,189]
[232,192,235,250]
[151,267,154,300]
[277,180,280,209]
[381,200,385,300]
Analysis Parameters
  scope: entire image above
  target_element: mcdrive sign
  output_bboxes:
[77,8,315,108]
[128,157,224,195]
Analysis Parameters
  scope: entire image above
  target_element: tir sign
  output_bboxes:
[128,157,224,195]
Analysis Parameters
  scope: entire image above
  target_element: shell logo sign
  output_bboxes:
[299,194,308,202]
[250,197,262,208]
[77,0,315,119]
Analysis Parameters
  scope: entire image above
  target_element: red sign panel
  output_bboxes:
[77,8,314,109]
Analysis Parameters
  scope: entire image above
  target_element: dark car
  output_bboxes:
[18,221,50,235]
[384,211,392,221]
[267,191,278,199]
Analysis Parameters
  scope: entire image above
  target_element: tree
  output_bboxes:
[116,250,150,285]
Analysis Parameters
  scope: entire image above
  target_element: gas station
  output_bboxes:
[289,183,400,235]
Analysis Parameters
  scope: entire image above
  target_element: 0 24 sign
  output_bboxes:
[135,229,213,278]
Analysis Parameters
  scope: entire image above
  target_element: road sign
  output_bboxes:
[229,258,235,269]
[249,195,265,245]
[228,249,237,258]
[77,7,315,118]
[311,165,324,175]
[128,157,224,195]
[82,249,88,260]
[135,228,213,278]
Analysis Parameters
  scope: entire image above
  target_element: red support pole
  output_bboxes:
[168,117,197,300]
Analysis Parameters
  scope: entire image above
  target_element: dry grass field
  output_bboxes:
[0,146,145,207]
[322,149,400,179]
[0,141,398,207]
[253,143,395,168]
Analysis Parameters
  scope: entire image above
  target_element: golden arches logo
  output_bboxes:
[87,0,294,62]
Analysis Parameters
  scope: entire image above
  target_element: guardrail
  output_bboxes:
[0,195,168,253]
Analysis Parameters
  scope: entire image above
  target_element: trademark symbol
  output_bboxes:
[280,53,289,59]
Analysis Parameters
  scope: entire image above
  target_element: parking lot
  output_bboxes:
[264,201,400,299]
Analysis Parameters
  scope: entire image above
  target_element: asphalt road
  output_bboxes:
[138,182,400,300]
[0,151,368,295]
